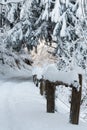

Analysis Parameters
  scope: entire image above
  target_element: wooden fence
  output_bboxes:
[33,74,82,125]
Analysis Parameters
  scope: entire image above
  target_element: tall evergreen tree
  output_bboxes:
[51,0,87,73]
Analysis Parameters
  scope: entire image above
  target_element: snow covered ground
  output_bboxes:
[0,72,87,130]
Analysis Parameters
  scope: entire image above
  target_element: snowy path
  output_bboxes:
[0,79,45,130]
[0,78,87,130]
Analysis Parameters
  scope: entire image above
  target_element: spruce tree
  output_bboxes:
[51,0,87,72]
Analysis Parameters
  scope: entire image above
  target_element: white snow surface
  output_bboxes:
[43,64,82,91]
[32,64,83,90]
[44,64,78,82]
[0,71,87,130]
[33,64,82,84]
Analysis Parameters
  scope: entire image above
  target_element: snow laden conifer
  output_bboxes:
[6,0,55,51]
[3,1,24,51]
[5,0,43,52]
[52,0,87,73]
[3,0,55,51]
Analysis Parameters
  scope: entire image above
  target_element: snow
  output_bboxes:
[7,4,16,23]
[32,63,83,90]
[42,0,49,20]
[66,0,69,7]
[32,66,44,79]
[0,72,87,130]
[76,0,83,18]
[0,0,24,4]
[60,13,67,37]
[43,64,80,84]
[51,0,61,22]
[20,0,32,19]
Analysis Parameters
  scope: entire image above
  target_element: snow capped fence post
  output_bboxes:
[45,80,55,113]
[70,74,82,125]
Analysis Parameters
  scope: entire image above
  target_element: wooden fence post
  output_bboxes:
[46,81,55,113]
[40,78,45,95]
[70,74,82,124]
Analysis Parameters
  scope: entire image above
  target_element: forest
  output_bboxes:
[0,0,87,129]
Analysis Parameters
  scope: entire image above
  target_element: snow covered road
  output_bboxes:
[0,78,87,130]
[0,79,47,130]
